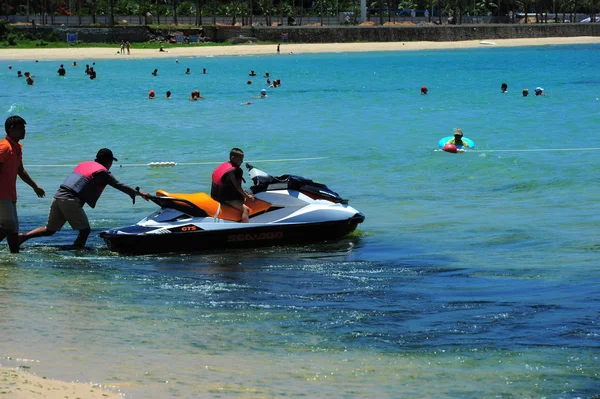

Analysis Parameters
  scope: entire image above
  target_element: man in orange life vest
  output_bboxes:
[19,148,150,249]
[211,148,255,223]
[0,115,46,253]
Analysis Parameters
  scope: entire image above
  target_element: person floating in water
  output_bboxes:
[19,148,149,250]
[166,91,171,99]
[148,90,155,99]
[249,70,256,76]
[445,128,470,148]
[522,88,529,97]
[211,148,255,223]
[535,87,546,96]
[185,68,191,75]
[152,69,158,76]
[501,83,508,93]
[421,86,428,95]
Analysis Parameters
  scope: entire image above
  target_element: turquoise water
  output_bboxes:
[1,45,599,398]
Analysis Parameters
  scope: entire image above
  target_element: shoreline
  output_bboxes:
[0,37,598,60]
[0,366,121,399]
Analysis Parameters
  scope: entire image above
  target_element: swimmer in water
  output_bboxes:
[445,128,470,148]
[501,83,508,93]
[421,86,428,95]
[148,90,155,99]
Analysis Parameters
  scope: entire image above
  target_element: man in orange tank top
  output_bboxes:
[0,116,46,253]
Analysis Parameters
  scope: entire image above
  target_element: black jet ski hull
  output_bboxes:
[100,215,364,255]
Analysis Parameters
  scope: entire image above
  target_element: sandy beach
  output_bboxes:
[0,36,598,60]
[0,367,120,399]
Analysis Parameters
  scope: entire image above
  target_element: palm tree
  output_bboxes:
[173,0,178,24]
[517,0,534,22]
[109,0,115,25]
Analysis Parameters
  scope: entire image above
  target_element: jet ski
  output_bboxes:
[100,164,365,254]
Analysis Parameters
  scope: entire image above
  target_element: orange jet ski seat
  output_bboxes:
[155,190,271,222]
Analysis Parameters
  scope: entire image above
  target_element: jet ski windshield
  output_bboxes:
[245,163,347,203]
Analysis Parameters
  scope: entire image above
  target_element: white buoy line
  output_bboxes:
[472,147,600,153]
[26,156,329,168]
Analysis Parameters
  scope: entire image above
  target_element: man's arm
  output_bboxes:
[102,171,149,201]
[224,171,254,201]
[18,163,45,198]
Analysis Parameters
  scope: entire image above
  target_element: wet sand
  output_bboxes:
[0,367,120,399]
[0,37,598,60]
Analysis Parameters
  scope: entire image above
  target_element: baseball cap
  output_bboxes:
[96,148,118,162]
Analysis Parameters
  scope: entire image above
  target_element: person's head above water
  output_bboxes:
[453,128,463,141]
[501,83,508,92]
[522,88,529,97]
[421,85,428,94]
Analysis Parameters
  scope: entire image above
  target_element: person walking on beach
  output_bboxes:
[120,40,125,55]
[19,148,149,250]
[0,116,46,253]
[211,148,255,223]
[277,43,280,54]
[126,41,131,55]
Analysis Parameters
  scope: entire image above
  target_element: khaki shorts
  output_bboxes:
[0,198,18,233]
[46,198,90,231]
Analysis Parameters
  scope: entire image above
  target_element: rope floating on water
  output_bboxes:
[26,156,329,168]
[473,147,600,153]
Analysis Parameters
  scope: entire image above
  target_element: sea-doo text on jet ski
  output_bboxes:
[100,164,365,254]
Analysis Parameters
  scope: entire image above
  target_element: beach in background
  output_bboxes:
[1,40,599,399]
[0,36,599,60]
